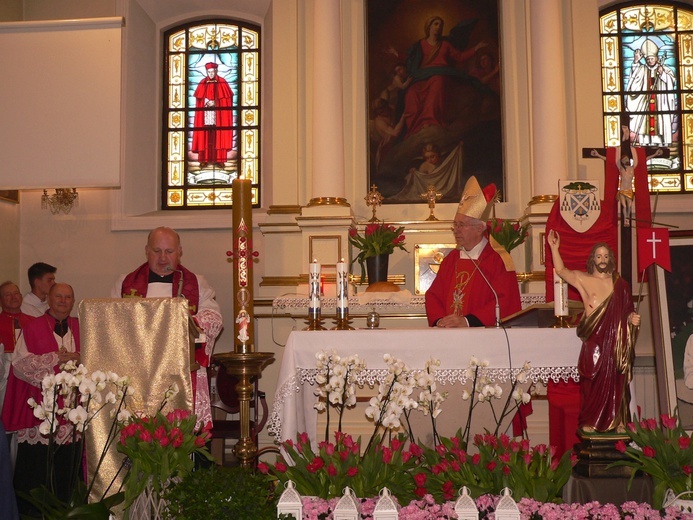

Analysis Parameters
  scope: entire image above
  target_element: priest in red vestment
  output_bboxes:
[425,176,521,328]
[112,227,223,427]
[0,282,34,416]
[1,283,80,515]
[192,62,234,168]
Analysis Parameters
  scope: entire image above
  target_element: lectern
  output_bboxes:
[79,297,195,503]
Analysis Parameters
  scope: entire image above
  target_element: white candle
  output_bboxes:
[336,258,348,311]
[554,269,569,316]
[309,259,321,310]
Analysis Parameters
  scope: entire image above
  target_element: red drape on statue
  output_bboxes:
[544,161,619,458]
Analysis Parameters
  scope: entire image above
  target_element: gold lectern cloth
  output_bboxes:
[79,297,192,508]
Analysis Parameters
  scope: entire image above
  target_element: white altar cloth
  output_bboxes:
[268,328,582,444]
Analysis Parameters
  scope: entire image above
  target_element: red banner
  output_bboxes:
[637,227,671,273]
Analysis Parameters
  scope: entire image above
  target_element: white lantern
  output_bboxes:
[495,487,520,520]
[454,486,479,520]
[277,480,302,519]
[333,486,361,520]
[373,487,399,520]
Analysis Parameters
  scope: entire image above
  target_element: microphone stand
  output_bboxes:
[166,266,184,297]
[460,248,501,328]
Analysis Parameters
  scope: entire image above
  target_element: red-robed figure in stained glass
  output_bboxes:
[192,62,234,168]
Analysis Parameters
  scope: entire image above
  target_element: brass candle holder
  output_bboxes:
[212,352,274,468]
[304,307,326,330]
[332,307,354,330]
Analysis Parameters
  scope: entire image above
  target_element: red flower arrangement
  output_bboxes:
[117,409,212,507]
[611,413,693,508]
[348,221,407,282]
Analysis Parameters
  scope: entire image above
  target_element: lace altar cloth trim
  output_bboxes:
[267,365,578,439]
[271,294,544,312]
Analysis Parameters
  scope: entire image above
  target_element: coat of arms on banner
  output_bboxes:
[559,180,601,232]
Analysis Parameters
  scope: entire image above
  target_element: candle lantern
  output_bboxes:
[333,486,360,520]
[277,480,303,519]
[373,487,399,520]
[495,488,520,520]
[454,486,479,520]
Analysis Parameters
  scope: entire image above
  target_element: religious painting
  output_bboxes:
[414,243,456,295]
[366,0,503,204]
[649,230,693,430]
[0,190,19,203]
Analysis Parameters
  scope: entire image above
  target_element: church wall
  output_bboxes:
[6,0,693,447]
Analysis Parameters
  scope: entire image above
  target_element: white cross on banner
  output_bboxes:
[637,227,671,273]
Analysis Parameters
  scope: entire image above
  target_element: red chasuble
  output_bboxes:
[425,242,521,327]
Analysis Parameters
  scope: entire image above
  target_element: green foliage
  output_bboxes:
[117,409,213,507]
[163,465,277,520]
[259,432,418,503]
[486,218,529,252]
[609,414,693,508]
[348,221,407,282]
[415,430,576,503]
[19,481,123,520]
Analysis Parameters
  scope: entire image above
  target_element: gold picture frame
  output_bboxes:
[414,243,456,295]
[0,190,19,204]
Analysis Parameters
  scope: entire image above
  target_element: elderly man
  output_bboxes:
[2,283,80,514]
[0,282,34,415]
[112,227,223,425]
[548,230,640,433]
[425,176,521,327]
[20,262,57,317]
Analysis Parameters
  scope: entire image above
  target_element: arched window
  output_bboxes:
[599,3,693,193]
[162,20,260,209]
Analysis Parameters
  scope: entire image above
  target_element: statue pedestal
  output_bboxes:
[573,430,633,478]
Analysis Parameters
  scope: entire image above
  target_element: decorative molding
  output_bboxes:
[267,205,302,215]
[306,196,350,207]
[527,195,558,206]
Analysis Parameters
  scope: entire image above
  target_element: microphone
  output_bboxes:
[166,265,184,298]
[460,248,501,328]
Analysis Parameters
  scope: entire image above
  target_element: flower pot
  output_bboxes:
[366,254,389,285]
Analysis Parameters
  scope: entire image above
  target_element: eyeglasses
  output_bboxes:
[451,223,479,230]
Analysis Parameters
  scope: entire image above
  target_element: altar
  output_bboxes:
[268,328,582,446]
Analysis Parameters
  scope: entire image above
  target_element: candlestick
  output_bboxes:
[309,260,321,310]
[336,259,348,315]
[554,269,569,317]
[232,177,255,353]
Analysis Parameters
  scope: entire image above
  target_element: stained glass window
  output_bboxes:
[162,20,260,209]
[599,3,693,193]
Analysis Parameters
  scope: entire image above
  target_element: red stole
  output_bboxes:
[120,263,200,314]
[0,311,34,353]
[1,314,80,432]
